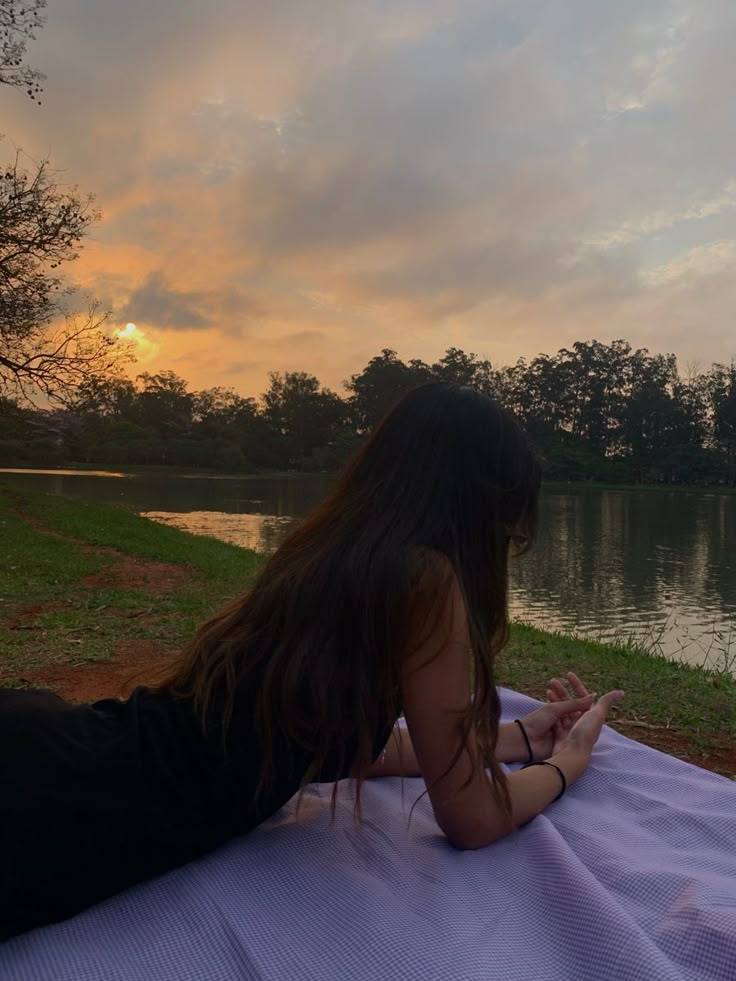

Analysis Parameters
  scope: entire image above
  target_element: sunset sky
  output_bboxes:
[4,0,736,396]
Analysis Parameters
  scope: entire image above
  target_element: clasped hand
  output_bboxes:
[518,671,625,760]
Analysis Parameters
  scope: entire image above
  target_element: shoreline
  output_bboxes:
[1,487,734,778]
[2,465,736,494]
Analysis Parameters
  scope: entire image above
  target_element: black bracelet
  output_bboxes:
[520,760,567,802]
[514,718,533,764]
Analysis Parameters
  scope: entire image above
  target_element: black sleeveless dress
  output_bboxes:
[0,684,394,940]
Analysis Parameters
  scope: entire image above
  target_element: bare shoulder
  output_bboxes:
[404,548,468,666]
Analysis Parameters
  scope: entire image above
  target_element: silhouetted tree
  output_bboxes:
[0,147,132,403]
[345,349,433,433]
[262,371,347,469]
[4,339,735,485]
[1,2,130,404]
[431,347,494,394]
[708,361,736,486]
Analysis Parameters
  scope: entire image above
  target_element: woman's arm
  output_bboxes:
[494,721,533,763]
[399,562,591,850]
[365,719,543,778]
[364,718,532,776]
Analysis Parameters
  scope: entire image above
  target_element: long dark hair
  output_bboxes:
[160,382,541,820]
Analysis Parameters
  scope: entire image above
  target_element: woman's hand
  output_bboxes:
[519,689,597,761]
[551,688,625,756]
[545,670,592,752]
[520,671,624,760]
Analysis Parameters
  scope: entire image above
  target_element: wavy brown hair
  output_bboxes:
[159,382,541,820]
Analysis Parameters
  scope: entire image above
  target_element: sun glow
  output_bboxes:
[114,321,159,362]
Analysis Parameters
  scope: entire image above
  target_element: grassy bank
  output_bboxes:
[2,486,734,777]
[0,486,260,680]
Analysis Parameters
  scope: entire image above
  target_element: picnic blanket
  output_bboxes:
[2,687,735,981]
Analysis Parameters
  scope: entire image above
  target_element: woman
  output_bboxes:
[0,382,623,939]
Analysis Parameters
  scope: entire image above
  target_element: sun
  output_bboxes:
[113,321,159,362]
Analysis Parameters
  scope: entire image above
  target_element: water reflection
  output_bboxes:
[508,488,736,673]
[142,511,295,554]
[0,467,129,478]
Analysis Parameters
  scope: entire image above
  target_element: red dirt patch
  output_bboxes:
[612,721,736,777]
[11,501,189,595]
[83,556,188,594]
[16,639,178,703]
[6,600,73,629]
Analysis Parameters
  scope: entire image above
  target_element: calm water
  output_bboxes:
[2,468,735,674]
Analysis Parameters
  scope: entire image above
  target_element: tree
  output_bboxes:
[71,375,137,418]
[1,0,45,101]
[134,372,193,435]
[707,361,736,486]
[192,386,272,469]
[0,148,131,403]
[262,371,347,469]
[617,350,679,482]
[2,4,129,404]
[345,349,433,434]
[556,340,631,455]
[431,347,495,394]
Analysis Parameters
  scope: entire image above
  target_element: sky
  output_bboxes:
[3,0,736,397]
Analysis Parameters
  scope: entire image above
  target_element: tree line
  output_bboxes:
[2,341,735,485]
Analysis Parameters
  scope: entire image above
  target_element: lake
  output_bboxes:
[2,467,735,675]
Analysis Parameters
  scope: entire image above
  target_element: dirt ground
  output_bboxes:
[16,639,176,702]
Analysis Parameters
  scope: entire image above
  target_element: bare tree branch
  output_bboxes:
[1,145,132,404]
[0,299,135,406]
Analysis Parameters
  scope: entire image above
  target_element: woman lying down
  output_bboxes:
[0,382,623,939]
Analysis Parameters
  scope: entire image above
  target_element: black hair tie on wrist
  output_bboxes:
[514,718,534,764]
[520,760,567,802]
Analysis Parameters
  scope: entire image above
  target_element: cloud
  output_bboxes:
[577,182,736,252]
[2,0,735,397]
[640,240,736,287]
[117,272,213,330]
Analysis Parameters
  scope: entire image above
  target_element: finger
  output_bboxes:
[546,681,560,702]
[547,694,596,718]
[594,690,626,715]
[566,671,590,699]
[548,678,569,702]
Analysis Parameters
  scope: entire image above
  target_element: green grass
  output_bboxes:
[2,486,734,775]
[0,486,261,677]
[18,490,262,583]
[498,623,736,743]
[2,502,104,600]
